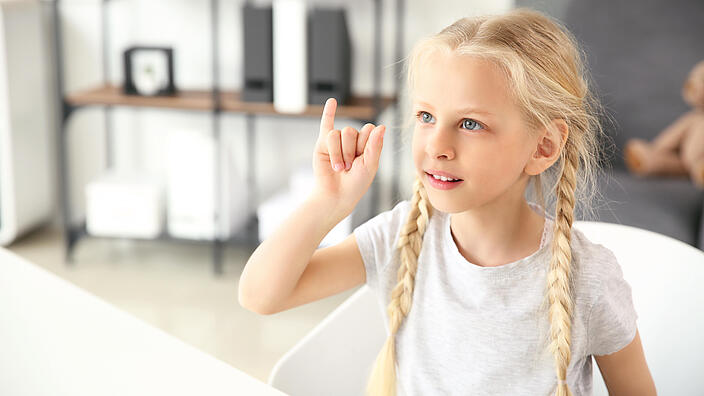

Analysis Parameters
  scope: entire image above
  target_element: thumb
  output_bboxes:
[363,125,385,171]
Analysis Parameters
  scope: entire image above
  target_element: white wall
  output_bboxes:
[45,0,513,227]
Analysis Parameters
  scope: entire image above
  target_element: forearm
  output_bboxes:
[238,195,347,314]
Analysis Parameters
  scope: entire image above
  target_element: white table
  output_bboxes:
[0,248,287,396]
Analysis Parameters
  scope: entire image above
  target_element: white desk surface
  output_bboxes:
[0,248,287,396]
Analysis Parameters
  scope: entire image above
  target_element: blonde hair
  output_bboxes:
[365,8,613,396]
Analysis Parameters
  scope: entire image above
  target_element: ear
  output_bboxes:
[524,119,569,176]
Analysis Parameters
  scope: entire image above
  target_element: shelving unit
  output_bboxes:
[51,0,405,276]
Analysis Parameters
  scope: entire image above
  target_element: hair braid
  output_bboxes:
[365,177,433,396]
[547,140,580,396]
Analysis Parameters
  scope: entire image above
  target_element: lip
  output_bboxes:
[425,172,464,190]
[425,169,463,180]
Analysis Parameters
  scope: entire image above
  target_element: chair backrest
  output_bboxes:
[574,221,704,395]
[268,221,704,395]
[268,283,387,396]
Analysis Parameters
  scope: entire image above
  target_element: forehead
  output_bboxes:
[412,52,511,112]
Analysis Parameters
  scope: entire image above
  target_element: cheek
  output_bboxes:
[411,131,426,164]
[469,143,527,183]
[470,159,511,185]
[411,137,424,178]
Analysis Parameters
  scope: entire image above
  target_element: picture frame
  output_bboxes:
[123,46,176,96]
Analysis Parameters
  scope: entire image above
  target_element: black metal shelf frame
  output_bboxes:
[51,0,405,276]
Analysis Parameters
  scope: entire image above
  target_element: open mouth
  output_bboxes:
[425,172,463,182]
[425,172,464,190]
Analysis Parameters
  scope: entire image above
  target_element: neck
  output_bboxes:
[449,189,546,268]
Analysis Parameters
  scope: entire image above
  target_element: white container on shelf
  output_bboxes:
[166,129,248,241]
[85,170,165,239]
[289,164,316,200]
[257,165,352,248]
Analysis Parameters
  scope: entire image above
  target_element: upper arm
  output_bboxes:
[594,328,657,396]
[264,232,366,315]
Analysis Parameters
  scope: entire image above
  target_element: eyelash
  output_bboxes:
[415,111,485,132]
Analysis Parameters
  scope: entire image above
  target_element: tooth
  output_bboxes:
[433,174,457,181]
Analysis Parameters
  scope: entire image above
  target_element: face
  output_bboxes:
[683,61,704,108]
[411,52,539,214]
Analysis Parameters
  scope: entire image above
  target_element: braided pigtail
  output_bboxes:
[365,177,433,396]
[547,140,580,396]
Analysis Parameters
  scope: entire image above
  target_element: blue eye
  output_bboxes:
[418,111,434,123]
[462,119,483,131]
[416,111,484,132]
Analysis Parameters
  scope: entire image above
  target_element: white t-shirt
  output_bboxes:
[353,200,638,396]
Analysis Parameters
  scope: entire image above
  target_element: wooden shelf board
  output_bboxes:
[65,85,396,120]
[66,85,213,111]
[220,91,397,120]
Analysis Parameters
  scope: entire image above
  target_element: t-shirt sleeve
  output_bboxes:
[352,200,410,292]
[586,247,639,356]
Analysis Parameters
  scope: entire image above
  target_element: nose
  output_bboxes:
[425,126,455,160]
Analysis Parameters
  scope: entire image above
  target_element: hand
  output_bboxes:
[310,98,386,215]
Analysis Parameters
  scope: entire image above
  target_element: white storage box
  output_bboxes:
[166,129,248,241]
[85,171,165,239]
[289,164,316,201]
[257,165,352,248]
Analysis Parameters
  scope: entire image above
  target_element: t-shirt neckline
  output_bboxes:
[442,202,554,280]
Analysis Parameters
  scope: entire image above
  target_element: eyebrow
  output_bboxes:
[414,100,495,117]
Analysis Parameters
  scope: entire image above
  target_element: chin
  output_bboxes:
[422,189,470,214]
[431,202,469,214]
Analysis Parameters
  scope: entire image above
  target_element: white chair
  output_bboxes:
[268,222,704,395]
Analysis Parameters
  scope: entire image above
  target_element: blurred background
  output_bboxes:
[1,0,702,387]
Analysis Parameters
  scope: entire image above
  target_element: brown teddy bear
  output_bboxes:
[624,60,704,189]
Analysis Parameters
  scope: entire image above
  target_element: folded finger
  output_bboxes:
[326,129,344,171]
[357,123,374,157]
[364,125,386,170]
[341,126,359,170]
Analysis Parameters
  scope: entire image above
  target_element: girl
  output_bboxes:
[239,8,656,396]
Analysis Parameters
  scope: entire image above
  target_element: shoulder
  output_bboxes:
[568,227,630,307]
[570,226,621,278]
[352,200,414,289]
[352,199,413,256]
[570,227,639,356]
[569,226,636,315]
[354,199,412,236]
[379,199,413,223]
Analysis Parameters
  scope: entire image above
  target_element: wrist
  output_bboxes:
[304,192,351,224]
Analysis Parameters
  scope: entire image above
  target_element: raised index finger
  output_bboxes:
[319,98,337,139]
